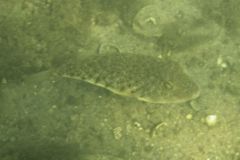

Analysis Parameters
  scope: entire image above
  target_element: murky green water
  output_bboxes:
[0,1,240,160]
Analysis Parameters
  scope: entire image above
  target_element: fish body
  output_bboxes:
[55,53,200,103]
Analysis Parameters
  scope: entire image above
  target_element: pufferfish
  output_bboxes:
[53,53,200,104]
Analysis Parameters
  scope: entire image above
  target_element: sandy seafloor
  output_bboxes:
[0,0,240,160]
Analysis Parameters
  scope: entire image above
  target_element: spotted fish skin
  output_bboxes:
[54,53,200,103]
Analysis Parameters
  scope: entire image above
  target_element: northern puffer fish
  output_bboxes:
[54,53,200,103]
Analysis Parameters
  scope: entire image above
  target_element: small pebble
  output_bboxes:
[217,56,227,68]
[205,114,217,126]
[186,114,193,120]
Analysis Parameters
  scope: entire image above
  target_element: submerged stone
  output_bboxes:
[132,4,175,37]
[55,53,200,103]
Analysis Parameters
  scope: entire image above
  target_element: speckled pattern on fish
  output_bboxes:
[54,53,200,103]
